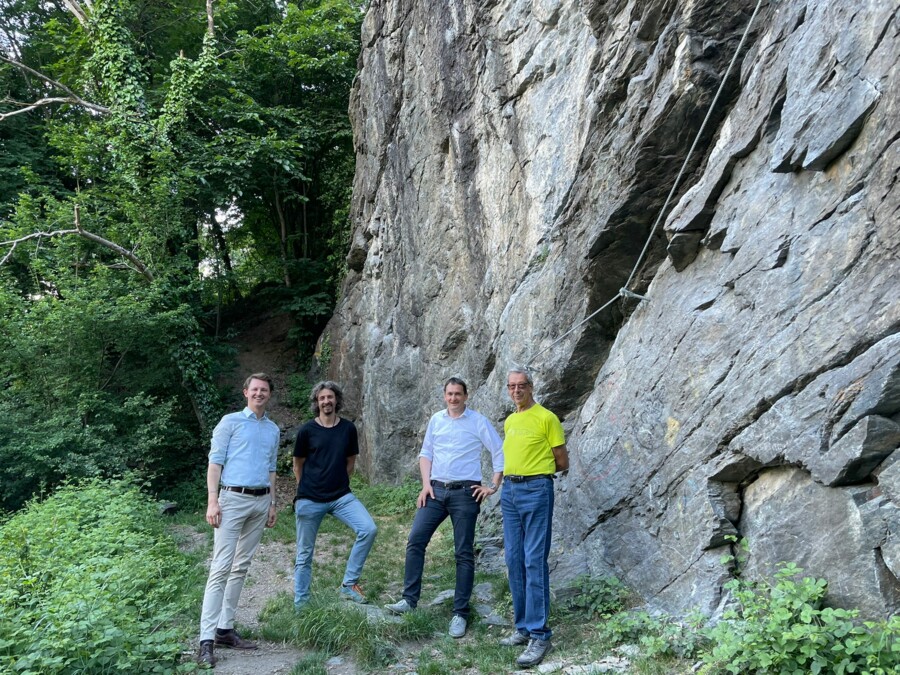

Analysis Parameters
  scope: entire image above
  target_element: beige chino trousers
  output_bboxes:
[199,489,270,641]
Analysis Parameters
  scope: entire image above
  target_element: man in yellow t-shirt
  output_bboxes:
[498,367,568,668]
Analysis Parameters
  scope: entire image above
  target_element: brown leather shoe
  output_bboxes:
[198,640,216,667]
[214,629,258,650]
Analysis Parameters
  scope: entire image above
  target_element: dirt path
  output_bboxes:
[209,540,303,674]
[229,311,304,431]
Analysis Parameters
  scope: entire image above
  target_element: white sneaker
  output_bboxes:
[384,598,413,614]
[449,615,467,638]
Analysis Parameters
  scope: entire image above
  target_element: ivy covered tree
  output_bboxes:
[0,0,364,511]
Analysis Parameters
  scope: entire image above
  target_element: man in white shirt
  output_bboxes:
[385,377,504,638]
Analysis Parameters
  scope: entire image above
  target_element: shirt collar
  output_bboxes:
[441,406,471,419]
[241,406,268,420]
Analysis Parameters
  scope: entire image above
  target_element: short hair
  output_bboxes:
[310,380,344,415]
[506,367,533,385]
[443,376,468,394]
[243,372,275,392]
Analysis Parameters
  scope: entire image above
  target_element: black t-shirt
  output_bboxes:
[293,418,359,502]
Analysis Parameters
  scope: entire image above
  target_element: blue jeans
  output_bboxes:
[294,492,377,606]
[501,477,554,640]
[402,484,480,618]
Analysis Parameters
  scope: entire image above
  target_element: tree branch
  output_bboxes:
[73,205,154,281]
[0,55,110,116]
[206,0,215,36]
[0,206,154,282]
[61,0,88,25]
[0,229,78,266]
[0,96,98,121]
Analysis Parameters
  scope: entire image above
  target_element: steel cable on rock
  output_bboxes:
[525,0,765,368]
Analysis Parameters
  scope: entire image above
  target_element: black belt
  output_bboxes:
[504,474,553,483]
[431,479,479,490]
[222,485,270,496]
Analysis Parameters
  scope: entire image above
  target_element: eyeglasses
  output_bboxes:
[506,383,531,391]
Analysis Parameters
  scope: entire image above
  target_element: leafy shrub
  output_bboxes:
[0,284,206,511]
[561,574,629,618]
[597,608,707,660]
[699,562,900,674]
[0,479,198,673]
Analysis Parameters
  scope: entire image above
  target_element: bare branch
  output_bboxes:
[61,0,88,25]
[73,205,154,281]
[0,206,154,282]
[0,228,79,266]
[0,54,110,116]
[0,96,96,120]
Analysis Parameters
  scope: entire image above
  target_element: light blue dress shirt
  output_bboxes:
[209,407,280,488]
[419,407,504,482]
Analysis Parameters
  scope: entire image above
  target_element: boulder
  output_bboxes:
[323,0,900,617]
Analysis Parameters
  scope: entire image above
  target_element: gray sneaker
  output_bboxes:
[516,638,553,667]
[499,630,529,646]
[449,615,467,638]
[384,598,413,614]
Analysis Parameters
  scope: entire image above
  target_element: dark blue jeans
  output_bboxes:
[402,484,480,618]
[501,477,554,640]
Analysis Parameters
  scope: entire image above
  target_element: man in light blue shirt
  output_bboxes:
[385,377,503,638]
[198,373,280,667]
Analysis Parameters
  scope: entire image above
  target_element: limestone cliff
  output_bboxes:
[323,0,900,617]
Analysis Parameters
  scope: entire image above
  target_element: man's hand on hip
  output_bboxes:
[471,484,497,503]
[417,484,434,508]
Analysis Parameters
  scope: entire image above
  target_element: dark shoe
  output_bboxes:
[198,640,216,667]
[499,630,529,646]
[516,638,553,667]
[214,629,258,650]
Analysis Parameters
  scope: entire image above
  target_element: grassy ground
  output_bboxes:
[248,477,697,674]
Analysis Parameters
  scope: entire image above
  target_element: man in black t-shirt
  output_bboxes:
[293,381,377,608]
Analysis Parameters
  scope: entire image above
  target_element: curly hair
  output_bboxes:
[310,380,344,415]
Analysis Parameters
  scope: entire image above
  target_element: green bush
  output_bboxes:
[0,479,198,674]
[699,562,900,674]
[0,284,206,512]
[561,574,629,618]
[597,608,707,660]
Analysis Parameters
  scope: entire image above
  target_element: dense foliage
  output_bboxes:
[0,0,364,510]
[700,562,900,674]
[586,555,900,673]
[0,479,199,673]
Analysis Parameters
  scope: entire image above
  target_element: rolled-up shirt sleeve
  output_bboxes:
[418,415,437,462]
[479,417,504,474]
[209,416,234,466]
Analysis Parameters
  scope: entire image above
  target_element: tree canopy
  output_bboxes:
[0,0,364,511]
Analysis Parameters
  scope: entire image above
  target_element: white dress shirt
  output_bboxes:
[419,407,504,482]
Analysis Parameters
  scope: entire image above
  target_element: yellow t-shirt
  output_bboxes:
[503,403,566,476]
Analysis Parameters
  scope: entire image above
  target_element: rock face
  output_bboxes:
[323,0,900,618]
